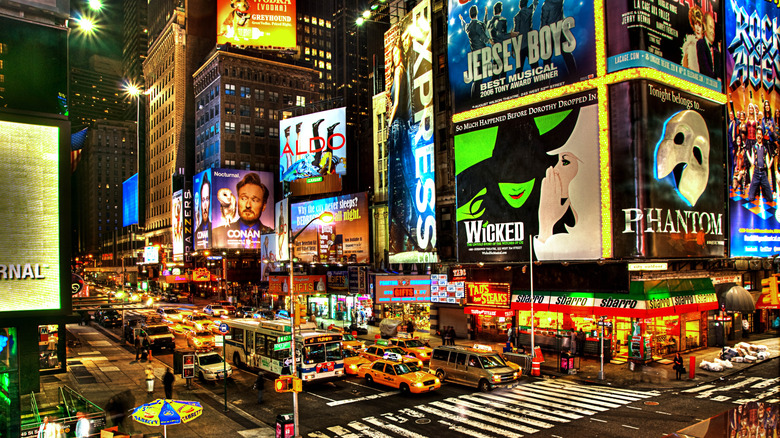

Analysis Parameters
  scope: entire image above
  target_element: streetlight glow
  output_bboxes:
[356,17,365,26]
[76,16,96,34]
[87,0,103,11]
[362,10,371,18]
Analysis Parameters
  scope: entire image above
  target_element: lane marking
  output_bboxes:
[307,392,336,402]
[347,420,395,438]
[423,404,525,438]
[625,406,642,410]
[591,418,607,423]
[623,425,640,430]
[682,384,716,393]
[655,411,672,416]
[446,397,553,429]
[326,390,399,407]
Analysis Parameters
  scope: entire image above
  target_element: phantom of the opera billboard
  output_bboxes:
[727,0,780,257]
[216,0,296,50]
[260,233,276,281]
[172,190,184,261]
[386,0,438,264]
[606,0,723,92]
[275,198,290,261]
[209,169,275,250]
[194,169,211,250]
[455,90,602,262]
[279,107,346,182]
[446,0,597,115]
[290,193,369,264]
[610,80,724,258]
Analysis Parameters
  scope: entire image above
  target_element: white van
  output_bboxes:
[429,345,519,391]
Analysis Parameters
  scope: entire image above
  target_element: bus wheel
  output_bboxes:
[233,353,243,370]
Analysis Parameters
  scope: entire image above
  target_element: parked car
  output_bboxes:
[203,304,229,317]
[215,300,236,315]
[95,309,122,327]
[193,351,233,381]
[234,306,258,319]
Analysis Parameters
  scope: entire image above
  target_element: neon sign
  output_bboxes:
[465,282,510,308]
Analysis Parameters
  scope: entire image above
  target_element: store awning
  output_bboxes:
[719,286,756,313]
[164,275,189,284]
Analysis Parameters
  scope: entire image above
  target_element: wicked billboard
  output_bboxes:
[605,0,723,92]
[209,169,275,250]
[455,89,602,262]
[610,80,725,258]
[446,0,597,115]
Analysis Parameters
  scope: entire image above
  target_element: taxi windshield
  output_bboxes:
[479,354,507,369]
[342,349,360,358]
[194,331,210,337]
[404,340,424,348]
[392,363,415,375]
[385,347,406,355]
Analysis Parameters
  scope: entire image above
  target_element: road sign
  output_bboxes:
[215,335,224,347]
[274,341,291,351]
[597,321,613,327]
[219,322,229,334]
[277,335,292,342]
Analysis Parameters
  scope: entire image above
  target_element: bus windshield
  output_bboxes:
[303,342,343,364]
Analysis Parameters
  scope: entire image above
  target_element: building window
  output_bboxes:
[269,127,279,139]
[255,89,264,101]
[225,84,236,95]
[254,125,265,137]
[225,103,236,115]
[296,96,306,107]
[240,124,250,135]
[270,111,278,121]
[240,105,250,117]
[255,107,264,118]
[240,86,251,98]
[225,122,236,133]
[269,92,279,103]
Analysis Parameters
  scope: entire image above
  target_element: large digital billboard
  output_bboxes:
[122,173,139,227]
[172,190,184,262]
[610,80,725,258]
[455,90,602,262]
[194,169,211,250]
[446,0,597,115]
[386,0,437,264]
[290,193,370,264]
[606,0,723,92]
[727,0,780,257]
[0,117,66,313]
[275,199,290,261]
[279,107,346,182]
[216,0,297,50]
[210,169,275,249]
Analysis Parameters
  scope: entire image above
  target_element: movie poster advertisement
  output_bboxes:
[260,233,276,281]
[386,0,438,264]
[275,199,290,261]
[209,169,275,249]
[216,0,296,50]
[193,169,212,250]
[455,90,601,263]
[279,107,346,182]
[610,80,724,258]
[605,0,723,92]
[172,190,184,261]
[726,0,780,257]
[446,0,597,115]
[290,193,369,264]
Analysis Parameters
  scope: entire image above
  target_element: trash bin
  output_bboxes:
[561,353,571,371]
[276,413,295,438]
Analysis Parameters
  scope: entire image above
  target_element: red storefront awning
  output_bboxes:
[464,307,514,318]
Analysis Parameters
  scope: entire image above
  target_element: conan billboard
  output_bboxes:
[217,0,297,50]
[279,107,346,182]
[210,169,275,250]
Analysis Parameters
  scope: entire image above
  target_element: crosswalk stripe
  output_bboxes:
[513,385,616,411]
[424,404,526,438]
[435,418,501,438]
[446,397,554,429]
[549,380,660,398]
[347,421,396,438]
[462,394,573,423]
[533,381,635,405]
[326,426,358,437]
[535,380,648,402]
[682,384,716,393]
[751,377,780,389]
[497,390,599,416]
[307,432,330,438]
[362,416,429,438]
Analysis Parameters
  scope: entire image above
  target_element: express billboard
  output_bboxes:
[606,0,723,92]
[610,80,725,258]
[193,169,212,250]
[455,90,602,262]
[290,193,370,264]
[727,0,780,257]
[386,0,437,264]
[172,190,184,261]
[209,169,275,249]
[122,173,139,227]
[216,0,297,50]
[446,0,597,116]
[279,107,346,182]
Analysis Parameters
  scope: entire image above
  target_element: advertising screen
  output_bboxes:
[605,0,722,92]
[375,275,431,303]
[275,199,290,261]
[290,193,370,264]
[210,169,275,249]
[260,233,276,281]
[193,169,212,250]
[726,0,780,257]
[446,0,596,115]
[610,80,724,258]
[122,173,139,227]
[172,190,184,262]
[143,246,159,265]
[0,118,64,313]
[386,0,438,264]
[216,0,296,50]
[279,107,346,182]
[455,90,601,262]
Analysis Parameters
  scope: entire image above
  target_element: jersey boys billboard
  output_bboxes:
[216,0,296,50]
[386,0,438,264]
[610,80,724,258]
[279,107,346,182]
[606,0,723,92]
[455,90,602,262]
[447,0,596,115]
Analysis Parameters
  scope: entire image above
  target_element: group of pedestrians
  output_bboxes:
[440,326,456,345]
[134,332,151,362]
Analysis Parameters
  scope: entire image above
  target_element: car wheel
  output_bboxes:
[233,353,243,370]
[399,383,410,394]
[365,374,373,384]
[478,379,492,392]
[435,369,445,381]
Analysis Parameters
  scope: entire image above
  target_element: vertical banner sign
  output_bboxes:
[446,0,597,115]
[610,80,725,258]
[210,169,275,249]
[183,180,193,259]
[606,0,723,92]
[279,107,347,182]
[172,190,184,262]
[275,198,290,261]
[260,233,276,281]
[386,0,437,264]
[193,169,212,250]
[726,0,780,257]
[216,0,297,50]
[455,90,601,262]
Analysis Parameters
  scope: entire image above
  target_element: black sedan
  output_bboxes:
[95,309,122,327]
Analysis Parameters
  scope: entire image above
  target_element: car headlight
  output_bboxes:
[492,375,501,382]
[419,352,428,357]
[414,382,424,387]
[434,378,440,384]
[349,364,358,371]
[513,372,518,378]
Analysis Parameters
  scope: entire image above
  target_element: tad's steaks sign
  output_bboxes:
[465,283,510,308]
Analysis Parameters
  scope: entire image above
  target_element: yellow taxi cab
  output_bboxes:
[356,354,441,394]
[185,328,215,350]
[388,337,433,363]
[342,348,372,375]
[360,340,423,368]
[327,325,364,350]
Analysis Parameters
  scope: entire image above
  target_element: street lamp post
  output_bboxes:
[288,211,333,438]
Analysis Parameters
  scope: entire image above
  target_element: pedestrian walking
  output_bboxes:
[142,335,151,361]
[673,352,685,380]
[75,412,90,438]
[163,368,175,399]
[448,326,457,345]
[575,329,586,357]
[254,373,264,404]
[145,366,155,395]
[37,416,59,438]
[442,326,451,346]
[134,333,143,362]
[406,320,415,338]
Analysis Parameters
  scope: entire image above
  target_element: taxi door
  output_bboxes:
[382,363,398,387]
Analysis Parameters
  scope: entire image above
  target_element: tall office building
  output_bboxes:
[122,0,149,85]
[69,55,127,132]
[296,2,336,102]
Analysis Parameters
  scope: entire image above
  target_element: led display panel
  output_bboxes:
[193,169,212,250]
[455,89,602,262]
[210,169,275,249]
[610,80,725,258]
[279,107,346,182]
[446,0,597,115]
[172,190,184,262]
[122,173,139,227]
[216,0,297,50]
[386,0,438,264]
[605,0,723,92]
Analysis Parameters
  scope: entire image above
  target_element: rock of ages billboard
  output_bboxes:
[446,0,596,115]
[386,0,438,264]
[610,80,725,258]
[726,0,780,257]
[455,90,602,262]
[606,0,723,92]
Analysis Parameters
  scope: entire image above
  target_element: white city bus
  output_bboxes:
[225,318,345,382]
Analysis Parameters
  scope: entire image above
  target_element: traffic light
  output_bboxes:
[292,376,302,393]
[275,375,293,392]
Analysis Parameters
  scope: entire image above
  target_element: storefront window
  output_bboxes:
[0,327,20,438]
[381,303,430,333]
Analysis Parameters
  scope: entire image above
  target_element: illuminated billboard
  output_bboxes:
[610,80,724,258]
[375,275,431,304]
[465,282,511,309]
[275,199,290,261]
[172,190,184,262]
[279,107,346,182]
[193,169,212,250]
[455,90,602,262]
[386,0,438,264]
[210,169,275,249]
[606,0,722,92]
[0,117,66,313]
[727,0,780,257]
[123,173,139,227]
[290,193,370,264]
[446,0,596,115]
[260,233,276,281]
[216,0,297,50]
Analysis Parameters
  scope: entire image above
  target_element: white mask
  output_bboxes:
[655,110,710,207]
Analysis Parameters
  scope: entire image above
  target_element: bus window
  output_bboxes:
[246,331,254,352]
[304,344,325,364]
[232,327,244,343]
[255,333,265,356]
[325,342,342,361]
